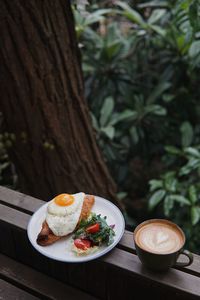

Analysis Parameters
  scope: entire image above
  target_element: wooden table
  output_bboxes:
[0,186,200,299]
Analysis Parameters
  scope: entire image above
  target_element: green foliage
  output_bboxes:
[148,145,200,251]
[73,0,200,249]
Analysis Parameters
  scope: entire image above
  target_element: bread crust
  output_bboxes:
[37,194,95,246]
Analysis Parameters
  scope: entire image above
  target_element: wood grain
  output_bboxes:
[1,202,200,299]
[0,186,199,277]
[103,247,200,299]
[0,279,39,300]
[0,253,98,300]
[0,186,44,214]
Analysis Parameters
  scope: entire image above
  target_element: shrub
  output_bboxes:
[73,0,200,251]
[148,144,200,252]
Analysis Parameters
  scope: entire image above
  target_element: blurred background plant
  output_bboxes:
[149,144,200,250]
[1,0,200,252]
[72,0,200,252]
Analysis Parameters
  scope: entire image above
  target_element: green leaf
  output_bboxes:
[74,8,112,38]
[129,126,139,144]
[165,145,182,156]
[83,27,103,46]
[104,41,122,59]
[85,9,112,26]
[82,62,94,73]
[101,126,115,139]
[180,0,190,10]
[138,1,169,9]
[149,179,163,192]
[144,104,167,116]
[100,97,114,126]
[180,121,193,147]
[179,159,200,176]
[147,82,171,104]
[189,1,199,32]
[116,1,147,28]
[191,206,200,225]
[170,195,190,206]
[110,110,138,125]
[149,24,166,37]
[189,41,200,58]
[184,147,200,158]
[162,94,175,102]
[148,9,167,25]
[121,136,130,148]
[188,185,198,204]
[164,196,174,217]
[163,171,176,180]
[73,8,84,26]
[176,34,188,53]
[164,177,178,193]
[149,190,166,211]
[90,113,99,131]
[104,144,116,160]
[117,191,127,200]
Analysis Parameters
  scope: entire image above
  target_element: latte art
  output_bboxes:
[135,222,183,254]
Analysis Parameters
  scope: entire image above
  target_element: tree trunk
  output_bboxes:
[0,0,119,205]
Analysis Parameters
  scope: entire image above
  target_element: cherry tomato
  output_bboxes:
[86,223,100,234]
[74,239,91,250]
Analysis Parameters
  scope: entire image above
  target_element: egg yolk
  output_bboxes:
[54,194,74,206]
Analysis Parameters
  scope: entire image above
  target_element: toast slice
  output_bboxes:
[37,194,95,246]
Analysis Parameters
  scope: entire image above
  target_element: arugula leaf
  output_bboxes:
[73,213,115,246]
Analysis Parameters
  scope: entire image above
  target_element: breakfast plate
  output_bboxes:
[27,195,125,262]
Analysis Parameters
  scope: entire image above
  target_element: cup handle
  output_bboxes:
[175,249,193,267]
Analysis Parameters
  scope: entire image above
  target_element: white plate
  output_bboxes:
[27,195,125,263]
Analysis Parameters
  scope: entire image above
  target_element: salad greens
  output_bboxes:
[73,213,115,246]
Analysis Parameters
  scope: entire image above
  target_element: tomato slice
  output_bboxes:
[74,239,91,250]
[86,223,100,234]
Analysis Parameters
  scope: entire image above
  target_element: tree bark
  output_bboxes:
[0,0,119,205]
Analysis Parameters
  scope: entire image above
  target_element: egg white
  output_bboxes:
[46,192,85,236]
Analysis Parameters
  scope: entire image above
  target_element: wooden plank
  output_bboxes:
[13,226,53,275]
[0,278,39,300]
[0,186,200,277]
[0,204,91,297]
[105,265,191,300]
[118,230,135,253]
[49,260,70,283]
[118,230,200,277]
[0,203,61,276]
[0,186,44,214]
[0,203,29,230]
[67,263,87,290]
[0,220,16,258]
[103,247,200,299]
[1,204,200,299]
[0,254,98,300]
[85,260,107,300]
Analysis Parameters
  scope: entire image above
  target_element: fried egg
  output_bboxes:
[46,192,85,236]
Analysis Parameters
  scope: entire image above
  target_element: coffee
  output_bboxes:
[134,219,193,271]
[135,220,184,254]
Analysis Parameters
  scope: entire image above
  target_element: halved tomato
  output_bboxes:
[86,223,100,234]
[74,238,91,250]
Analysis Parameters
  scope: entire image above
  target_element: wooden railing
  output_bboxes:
[0,186,200,299]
